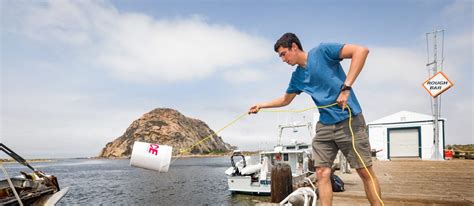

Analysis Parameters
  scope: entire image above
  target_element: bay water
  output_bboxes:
[1,157,271,205]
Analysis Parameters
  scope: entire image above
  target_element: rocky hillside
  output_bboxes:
[99,108,234,158]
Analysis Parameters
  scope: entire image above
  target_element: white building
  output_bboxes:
[367,111,446,160]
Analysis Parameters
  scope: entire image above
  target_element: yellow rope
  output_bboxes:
[262,103,384,205]
[346,106,384,206]
[179,112,248,154]
[177,103,384,205]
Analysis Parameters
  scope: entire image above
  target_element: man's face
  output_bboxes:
[277,46,296,66]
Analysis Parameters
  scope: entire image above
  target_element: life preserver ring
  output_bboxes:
[275,153,282,161]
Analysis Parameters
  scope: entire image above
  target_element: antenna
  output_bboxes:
[425,29,445,160]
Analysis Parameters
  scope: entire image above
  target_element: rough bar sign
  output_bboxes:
[422,71,453,97]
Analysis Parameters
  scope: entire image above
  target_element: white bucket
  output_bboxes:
[130,141,173,172]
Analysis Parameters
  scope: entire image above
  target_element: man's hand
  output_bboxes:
[248,104,261,114]
[336,90,351,111]
[248,93,296,114]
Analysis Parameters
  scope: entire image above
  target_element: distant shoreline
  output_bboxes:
[93,151,261,159]
[0,151,262,162]
[0,159,56,164]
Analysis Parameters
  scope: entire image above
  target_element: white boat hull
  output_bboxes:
[227,176,270,194]
[226,123,314,196]
[41,186,70,206]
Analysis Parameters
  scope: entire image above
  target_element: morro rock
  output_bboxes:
[99,108,234,158]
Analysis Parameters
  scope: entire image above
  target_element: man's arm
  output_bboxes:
[248,93,297,114]
[337,44,369,110]
[339,44,369,87]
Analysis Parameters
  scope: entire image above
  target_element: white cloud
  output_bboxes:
[6,0,272,83]
[445,31,473,80]
[341,45,432,118]
[98,16,272,82]
[223,68,266,84]
[358,47,427,85]
[1,89,151,158]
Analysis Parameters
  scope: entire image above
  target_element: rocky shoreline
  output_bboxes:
[99,108,235,158]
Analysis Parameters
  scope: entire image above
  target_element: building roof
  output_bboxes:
[368,111,446,125]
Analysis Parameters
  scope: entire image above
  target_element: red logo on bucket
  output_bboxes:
[148,144,159,155]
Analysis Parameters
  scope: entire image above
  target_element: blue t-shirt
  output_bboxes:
[286,43,362,125]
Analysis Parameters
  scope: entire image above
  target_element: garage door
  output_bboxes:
[388,128,420,158]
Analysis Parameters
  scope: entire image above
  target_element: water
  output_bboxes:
[1,157,270,205]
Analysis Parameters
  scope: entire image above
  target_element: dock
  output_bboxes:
[257,159,473,205]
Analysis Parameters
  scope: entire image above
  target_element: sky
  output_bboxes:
[1,0,472,159]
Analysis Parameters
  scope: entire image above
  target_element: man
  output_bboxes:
[248,33,382,206]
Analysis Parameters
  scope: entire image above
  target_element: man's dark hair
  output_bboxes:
[274,33,303,52]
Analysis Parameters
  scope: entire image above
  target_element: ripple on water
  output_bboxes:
[4,157,267,205]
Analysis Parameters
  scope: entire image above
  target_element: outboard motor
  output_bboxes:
[230,151,246,176]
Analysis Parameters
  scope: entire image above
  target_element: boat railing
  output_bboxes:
[0,164,24,205]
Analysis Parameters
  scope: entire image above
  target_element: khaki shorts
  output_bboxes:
[312,113,372,169]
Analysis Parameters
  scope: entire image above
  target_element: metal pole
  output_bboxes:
[278,126,283,146]
[429,30,443,160]
[433,31,439,160]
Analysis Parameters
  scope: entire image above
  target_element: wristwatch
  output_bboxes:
[341,84,352,92]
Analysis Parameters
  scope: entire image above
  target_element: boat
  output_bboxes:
[225,122,314,195]
[0,143,69,205]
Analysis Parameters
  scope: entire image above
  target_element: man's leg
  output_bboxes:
[316,166,333,206]
[335,113,383,205]
[312,121,338,206]
[356,166,382,206]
